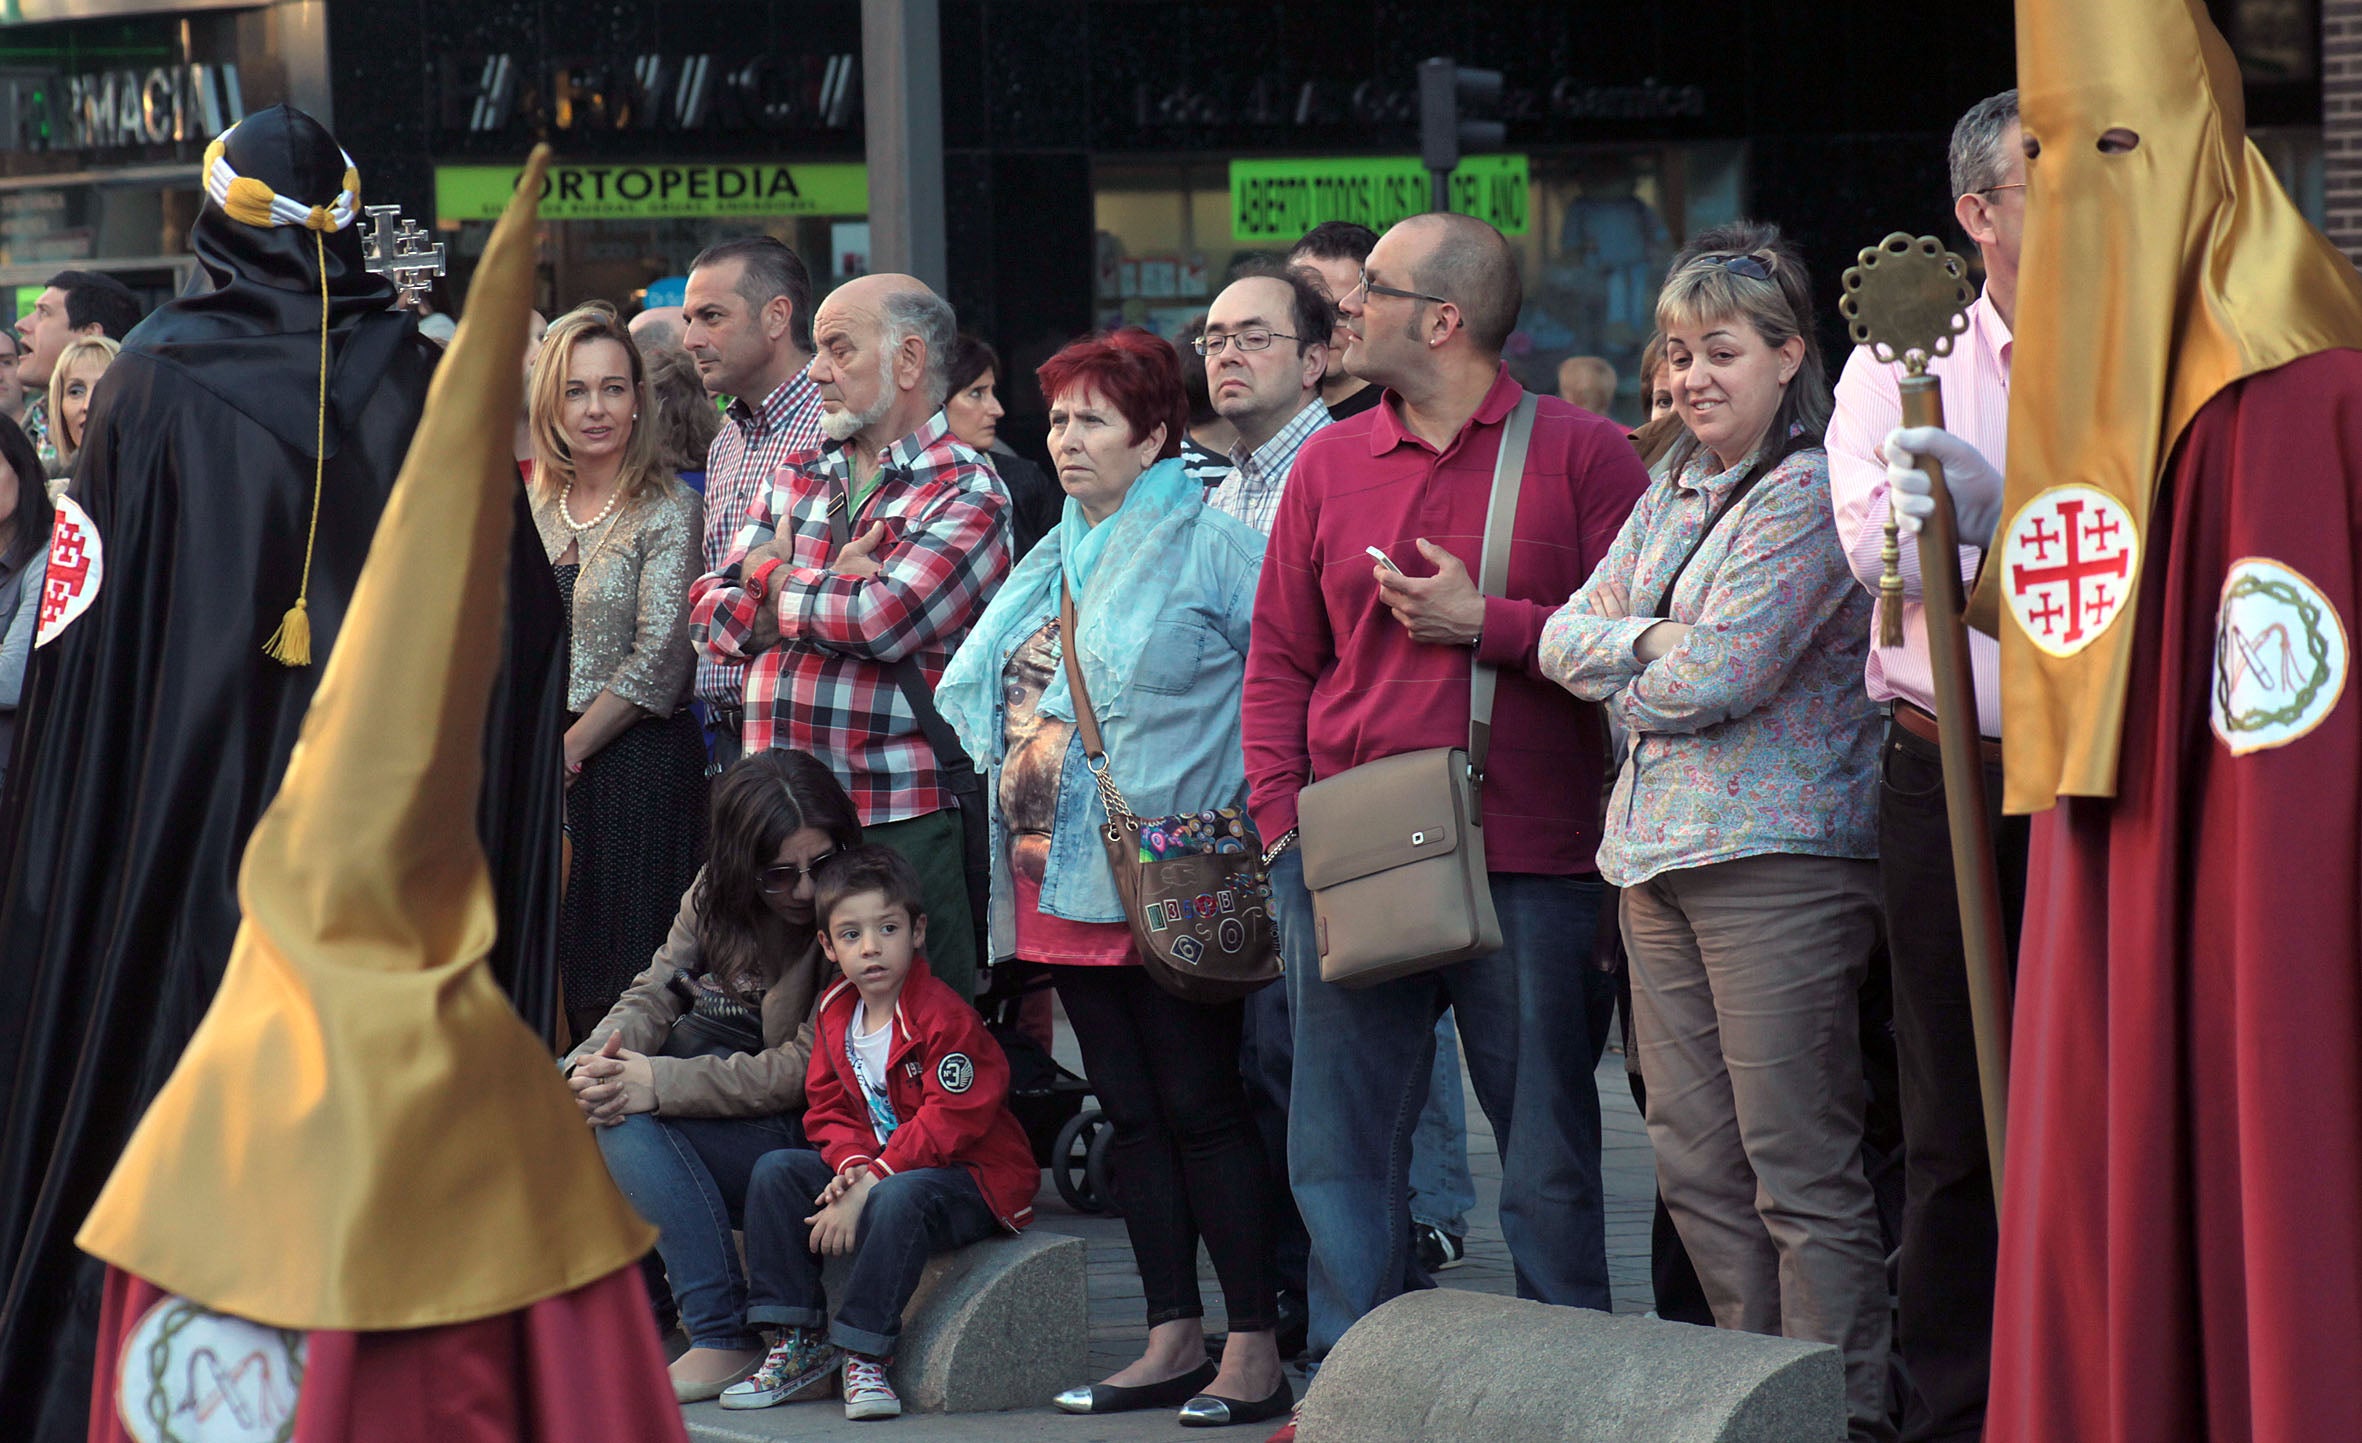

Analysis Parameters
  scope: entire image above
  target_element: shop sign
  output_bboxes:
[1230,155,1530,242]
[0,62,244,152]
[435,161,868,222]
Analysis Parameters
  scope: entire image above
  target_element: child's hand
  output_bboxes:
[805,1172,875,1256]
[812,1164,870,1209]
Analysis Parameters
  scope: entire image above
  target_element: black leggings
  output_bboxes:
[1053,965,1278,1333]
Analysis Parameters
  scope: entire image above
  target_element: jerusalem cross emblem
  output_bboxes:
[2002,484,2140,658]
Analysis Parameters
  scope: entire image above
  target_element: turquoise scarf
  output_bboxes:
[937,456,1202,763]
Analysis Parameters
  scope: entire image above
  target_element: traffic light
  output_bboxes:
[1419,58,1505,210]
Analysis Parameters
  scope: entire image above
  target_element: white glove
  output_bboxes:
[1881,425,2004,544]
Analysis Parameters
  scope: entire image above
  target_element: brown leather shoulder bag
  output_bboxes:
[1293,392,1538,987]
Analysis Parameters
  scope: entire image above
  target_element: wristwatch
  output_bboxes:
[746,556,788,601]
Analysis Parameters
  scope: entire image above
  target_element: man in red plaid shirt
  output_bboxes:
[689,274,1008,998]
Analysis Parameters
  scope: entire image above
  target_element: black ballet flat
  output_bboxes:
[1176,1376,1295,1428]
[1052,1359,1220,1415]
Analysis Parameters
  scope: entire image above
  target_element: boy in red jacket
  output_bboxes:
[722,846,1037,1419]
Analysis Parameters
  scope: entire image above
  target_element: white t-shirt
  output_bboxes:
[847,1001,899,1145]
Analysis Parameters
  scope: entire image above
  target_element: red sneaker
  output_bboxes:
[1265,1409,1300,1443]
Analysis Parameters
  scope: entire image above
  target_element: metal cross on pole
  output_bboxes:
[1839,233,2013,1198]
[361,204,448,308]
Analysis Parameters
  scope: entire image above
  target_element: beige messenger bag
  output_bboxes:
[1294,392,1537,988]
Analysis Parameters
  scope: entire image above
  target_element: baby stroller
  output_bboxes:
[976,959,1119,1215]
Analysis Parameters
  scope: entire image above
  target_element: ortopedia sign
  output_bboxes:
[1230,155,1530,241]
[434,162,867,222]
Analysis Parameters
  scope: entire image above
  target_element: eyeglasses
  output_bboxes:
[1353,271,1450,308]
[1194,329,1301,357]
[759,847,845,895]
[1976,182,2026,196]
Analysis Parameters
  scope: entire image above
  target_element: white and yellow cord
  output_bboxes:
[203,122,362,666]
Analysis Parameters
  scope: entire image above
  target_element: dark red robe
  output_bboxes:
[85,1265,688,1443]
[1988,348,2362,1442]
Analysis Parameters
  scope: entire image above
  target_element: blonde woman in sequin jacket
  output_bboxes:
[529,302,709,1040]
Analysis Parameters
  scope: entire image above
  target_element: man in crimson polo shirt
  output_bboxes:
[1243,212,1649,1375]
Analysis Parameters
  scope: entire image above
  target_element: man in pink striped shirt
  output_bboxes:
[1823,89,2029,1443]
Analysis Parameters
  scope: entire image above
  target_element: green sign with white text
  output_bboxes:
[435,162,868,222]
[1230,155,1530,241]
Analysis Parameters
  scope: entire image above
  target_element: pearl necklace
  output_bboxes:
[559,476,624,533]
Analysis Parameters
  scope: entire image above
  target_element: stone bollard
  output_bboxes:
[820,1230,1089,1413]
[1296,1290,1846,1443]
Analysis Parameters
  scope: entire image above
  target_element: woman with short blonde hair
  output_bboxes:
[528,302,711,1039]
[46,334,120,489]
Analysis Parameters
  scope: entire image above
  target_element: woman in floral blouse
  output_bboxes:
[1540,222,1889,1440]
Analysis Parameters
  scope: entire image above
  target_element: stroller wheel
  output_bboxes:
[1053,1109,1120,1215]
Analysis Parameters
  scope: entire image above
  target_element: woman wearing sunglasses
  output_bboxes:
[564,748,865,1402]
[1540,223,1888,1438]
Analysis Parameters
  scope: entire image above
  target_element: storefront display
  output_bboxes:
[0,1,288,322]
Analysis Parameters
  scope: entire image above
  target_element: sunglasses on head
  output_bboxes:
[1702,253,1774,282]
[759,846,845,895]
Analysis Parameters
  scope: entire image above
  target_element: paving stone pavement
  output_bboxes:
[683,1013,1659,1441]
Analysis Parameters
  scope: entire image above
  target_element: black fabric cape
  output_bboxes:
[0,106,566,1442]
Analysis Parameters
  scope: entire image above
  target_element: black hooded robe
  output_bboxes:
[0,107,568,1441]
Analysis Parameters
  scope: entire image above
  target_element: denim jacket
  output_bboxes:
[943,500,1264,959]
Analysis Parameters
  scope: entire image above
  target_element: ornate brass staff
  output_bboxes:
[1839,234,2013,1195]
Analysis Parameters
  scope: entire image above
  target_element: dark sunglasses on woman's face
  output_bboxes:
[759,847,844,895]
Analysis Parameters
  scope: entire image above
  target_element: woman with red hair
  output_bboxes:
[938,328,1289,1428]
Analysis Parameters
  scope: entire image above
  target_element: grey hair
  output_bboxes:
[1949,89,2020,200]
[880,286,957,410]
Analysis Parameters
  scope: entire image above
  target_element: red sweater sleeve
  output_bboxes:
[1242,451,1329,840]
[873,1008,1014,1179]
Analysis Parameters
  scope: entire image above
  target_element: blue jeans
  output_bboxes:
[596,1112,802,1351]
[1274,849,1613,1362]
[1409,1014,1476,1236]
[743,1150,1003,1357]
[1246,982,1473,1267]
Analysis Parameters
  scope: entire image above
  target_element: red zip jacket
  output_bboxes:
[803,959,1037,1230]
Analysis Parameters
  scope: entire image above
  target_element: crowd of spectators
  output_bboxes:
[9,90,2027,1440]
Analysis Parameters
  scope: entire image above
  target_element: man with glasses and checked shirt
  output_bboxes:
[1823,88,2026,1443]
[1200,267,1335,535]
[1241,214,1648,1428]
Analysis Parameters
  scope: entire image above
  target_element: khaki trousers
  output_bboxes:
[1624,852,1893,1443]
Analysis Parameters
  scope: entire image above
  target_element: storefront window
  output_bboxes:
[1093,143,1744,424]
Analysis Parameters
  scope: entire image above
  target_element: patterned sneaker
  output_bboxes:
[842,1355,903,1420]
[719,1330,840,1410]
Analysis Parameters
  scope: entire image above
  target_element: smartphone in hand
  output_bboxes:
[1366,545,1406,575]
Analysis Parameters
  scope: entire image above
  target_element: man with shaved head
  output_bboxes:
[1243,210,1650,1387]
[690,273,1007,997]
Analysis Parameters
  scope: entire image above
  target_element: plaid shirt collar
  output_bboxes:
[810,407,967,486]
[725,365,819,441]
[1228,396,1331,485]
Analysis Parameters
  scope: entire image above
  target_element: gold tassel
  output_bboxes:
[263,600,313,666]
[1878,511,1906,648]
[268,229,332,667]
